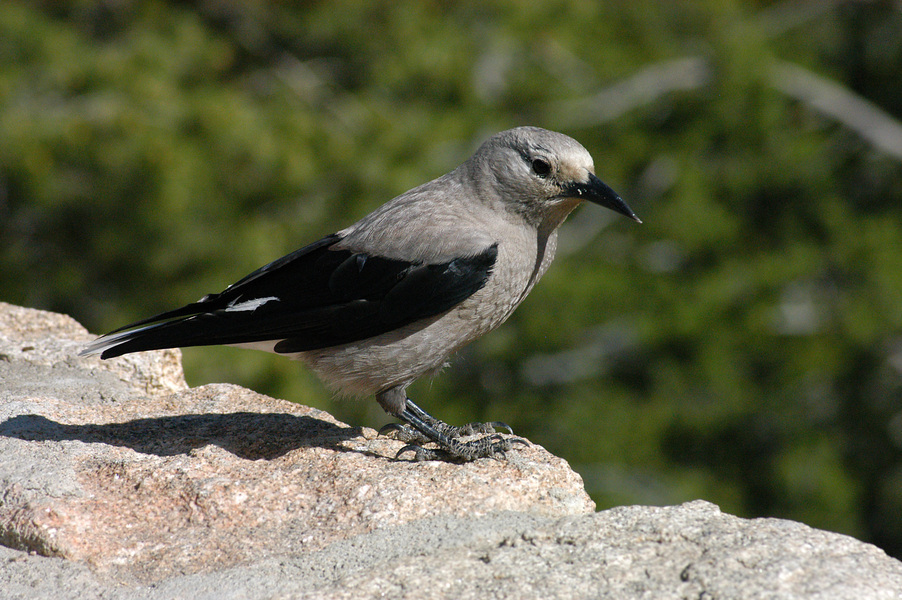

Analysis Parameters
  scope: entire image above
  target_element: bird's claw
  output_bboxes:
[381,399,527,462]
[454,421,514,436]
[380,417,515,443]
[377,423,404,437]
[378,423,432,445]
[378,422,412,437]
[395,443,441,461]
[492,421,515,435]
[393,433,529,462]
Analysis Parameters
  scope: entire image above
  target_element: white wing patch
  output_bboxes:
[225,296,280,312]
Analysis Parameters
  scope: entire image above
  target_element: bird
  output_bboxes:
[81,126,640,461]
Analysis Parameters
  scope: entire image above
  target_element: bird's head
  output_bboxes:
[471,126,641,229]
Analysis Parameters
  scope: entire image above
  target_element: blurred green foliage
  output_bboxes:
[3,0,902,556]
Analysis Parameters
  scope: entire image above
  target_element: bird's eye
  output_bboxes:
[531,158,551,178]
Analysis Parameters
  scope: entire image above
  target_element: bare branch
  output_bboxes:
[768,60,902,161]
[546,57,711,129]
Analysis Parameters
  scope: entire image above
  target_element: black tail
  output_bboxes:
[79,312,232,359]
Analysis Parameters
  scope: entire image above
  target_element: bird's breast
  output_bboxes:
[450,225,557,343]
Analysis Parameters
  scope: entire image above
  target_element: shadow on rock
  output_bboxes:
[0,412,363,460]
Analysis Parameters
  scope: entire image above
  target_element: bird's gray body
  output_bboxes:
[82,126,639,459]
[295,188,559,404]
[280,128,594,410]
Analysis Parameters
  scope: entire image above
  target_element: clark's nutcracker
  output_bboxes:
[81,126,640,461]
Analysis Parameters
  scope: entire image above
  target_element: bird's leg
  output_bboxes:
[376,391,526,461]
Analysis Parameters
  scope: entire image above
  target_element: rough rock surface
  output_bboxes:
[2,301,902,599]
[0,302,593,583]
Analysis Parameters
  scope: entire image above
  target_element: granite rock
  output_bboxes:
[2,302,901,599]
[0,302,593,584]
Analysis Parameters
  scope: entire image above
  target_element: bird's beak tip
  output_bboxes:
[581,174,641,223]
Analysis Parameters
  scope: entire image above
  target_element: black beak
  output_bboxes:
[567,173,641,223]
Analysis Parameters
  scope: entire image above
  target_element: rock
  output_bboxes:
[0,302,187,398]
[0,302,594,584]
[280,501,902,600]
[4,502,902,600]
[2,301,902,599]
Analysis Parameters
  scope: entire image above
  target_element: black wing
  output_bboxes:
[82,233,498,359]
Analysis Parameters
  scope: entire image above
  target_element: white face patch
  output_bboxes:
[225,296,280,312]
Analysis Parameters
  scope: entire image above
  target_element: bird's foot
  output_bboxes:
[378,399,528,462]
[396,433,529,462]
[378,420,512,445]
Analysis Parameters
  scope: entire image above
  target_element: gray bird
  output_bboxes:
[81,126,640,461]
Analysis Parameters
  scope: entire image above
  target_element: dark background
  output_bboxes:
[3,0,902,557]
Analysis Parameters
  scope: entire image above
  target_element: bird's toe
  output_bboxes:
[378,423,431,445]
